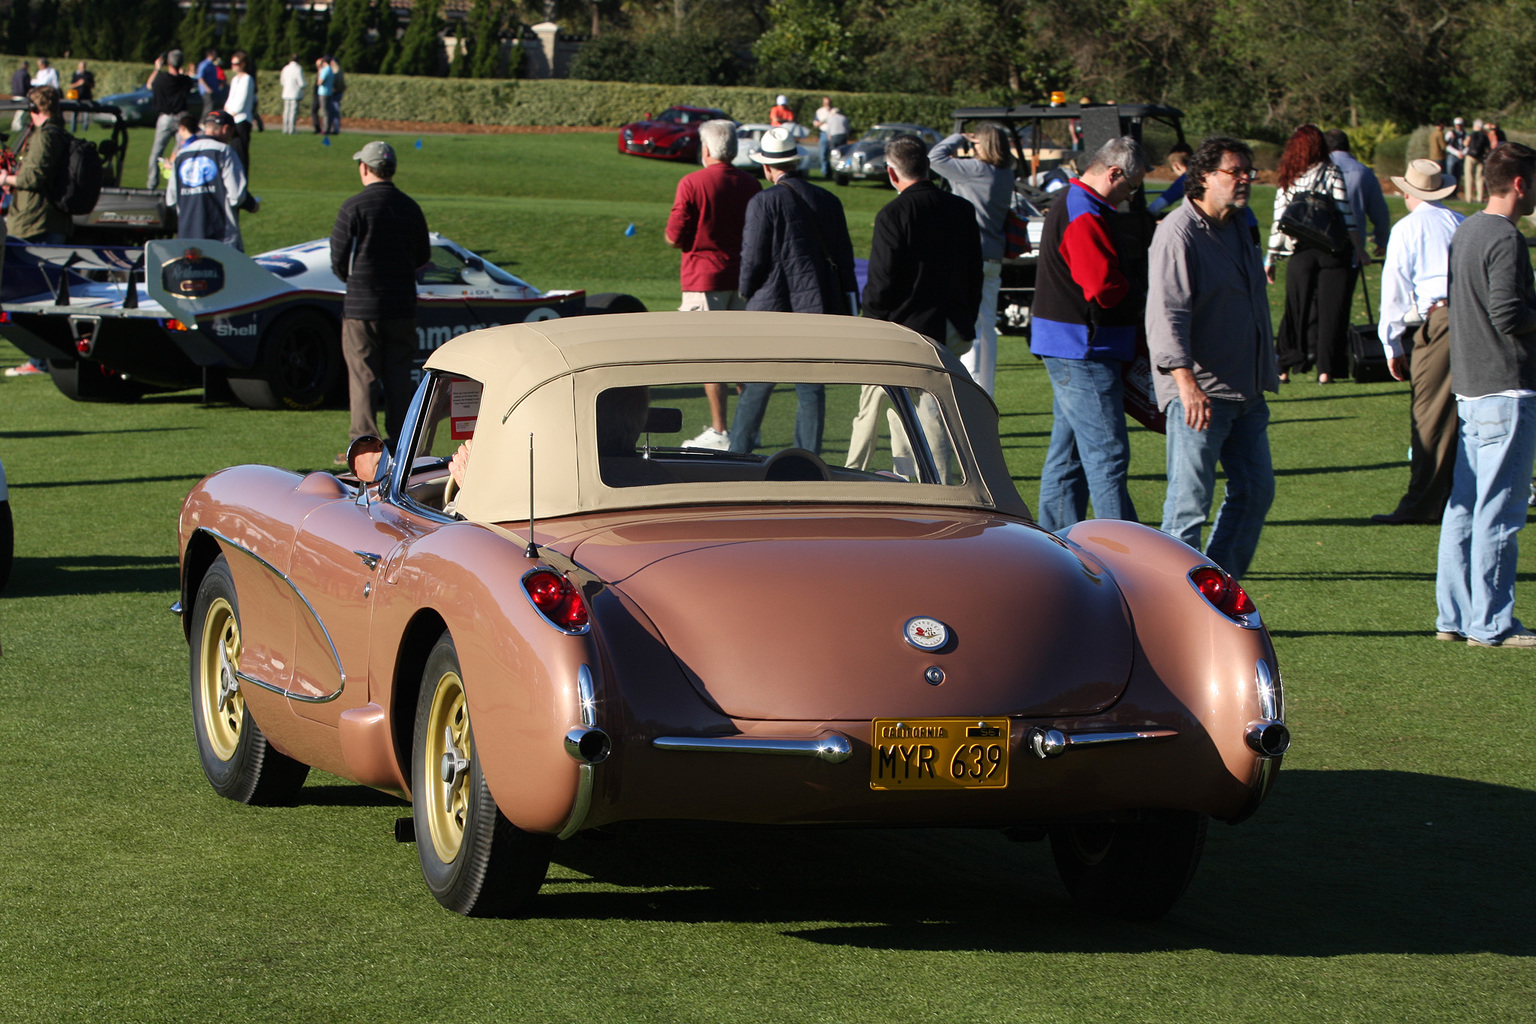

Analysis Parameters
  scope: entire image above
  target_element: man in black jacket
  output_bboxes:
[330,141,431,451]
[849,134,982,480]
[729,126,857,455]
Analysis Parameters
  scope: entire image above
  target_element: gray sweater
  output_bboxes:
[928,134,1015,261]
[1146,200,1278,410]
[1447,210,1536,396]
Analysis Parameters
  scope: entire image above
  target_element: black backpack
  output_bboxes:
[53,133,104,217]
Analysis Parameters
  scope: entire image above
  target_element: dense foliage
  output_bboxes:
[4,0,1532,137]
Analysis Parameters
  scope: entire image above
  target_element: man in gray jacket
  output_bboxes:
[1145,136,1278,580]
[1435,142,1536,648]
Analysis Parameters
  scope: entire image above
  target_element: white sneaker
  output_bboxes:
[684,426,730,450]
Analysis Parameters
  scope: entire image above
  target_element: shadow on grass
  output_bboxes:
[535,769,1536,956]
[1272,461,1404,476]
[10,473,207,490]
[0,426,196,440]
[6,554,177,597]
[1271,389,1404,403]
[294,784,407,809]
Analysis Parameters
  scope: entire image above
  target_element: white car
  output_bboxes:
[732,123,818,175]
[0,234,644,409]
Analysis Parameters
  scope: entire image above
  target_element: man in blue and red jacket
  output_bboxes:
[1030,136,1151,532]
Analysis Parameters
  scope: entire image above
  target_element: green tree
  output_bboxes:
[389,0,445,76]
[175,0,219,65]
[753,0,857,89]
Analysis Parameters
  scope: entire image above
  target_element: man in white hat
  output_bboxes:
[729,125,857,456]
[1371,159,1463,525]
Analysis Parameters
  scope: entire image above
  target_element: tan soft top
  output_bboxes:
[423,311,1027,523]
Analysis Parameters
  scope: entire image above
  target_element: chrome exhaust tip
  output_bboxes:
[1245,720,1291,758]
[565,727,611,765]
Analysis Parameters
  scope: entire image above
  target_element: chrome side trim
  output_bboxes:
[1027,726,1178,759]
[1256,658,1283,720]
[654,733,853,764]
[557,665,599,840]
[202,528,347,703]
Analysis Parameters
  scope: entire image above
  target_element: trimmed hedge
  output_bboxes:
[0,52,971,131]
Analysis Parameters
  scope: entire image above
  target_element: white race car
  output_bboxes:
[0,234,644,409]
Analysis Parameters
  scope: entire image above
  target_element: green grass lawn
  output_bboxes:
[2,131,1534,1023]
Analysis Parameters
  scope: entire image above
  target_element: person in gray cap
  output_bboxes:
[330,141,431,453]
[146,49,196,189]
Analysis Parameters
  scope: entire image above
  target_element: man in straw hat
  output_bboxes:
[729,125,857,456]
[1371,159,1463,525]
[1435,142,1536,647]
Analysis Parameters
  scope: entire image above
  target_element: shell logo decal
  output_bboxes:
[904,616,949,651]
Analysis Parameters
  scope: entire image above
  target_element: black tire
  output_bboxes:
[1049,811,1208,920]
[584,292,648,316]
[189,555,310,804]
[0,499,12,592]
[411,631,552,916]
[834,172,850,186]
[46,358,148,403]
[227,308,340,411]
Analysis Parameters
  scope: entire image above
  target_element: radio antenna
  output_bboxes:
[524,432,538,558]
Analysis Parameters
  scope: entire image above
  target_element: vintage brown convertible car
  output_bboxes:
[176,312,1288,919]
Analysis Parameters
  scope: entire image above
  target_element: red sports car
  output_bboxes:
[618,106,730,161]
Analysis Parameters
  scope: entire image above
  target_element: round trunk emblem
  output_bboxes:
[904,616,948,651]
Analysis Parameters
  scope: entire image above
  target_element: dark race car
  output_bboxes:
[617,106,730,162]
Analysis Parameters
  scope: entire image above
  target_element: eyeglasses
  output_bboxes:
[1213,167,1259,183]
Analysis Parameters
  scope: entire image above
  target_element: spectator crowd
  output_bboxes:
[1,62,1532,646]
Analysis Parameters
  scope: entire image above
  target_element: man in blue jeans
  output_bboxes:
[1435,142,1536,648]
[1029,136,1150,531]
[1146,136,1278,580]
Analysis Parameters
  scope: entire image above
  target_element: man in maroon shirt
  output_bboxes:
[665,118,760,449]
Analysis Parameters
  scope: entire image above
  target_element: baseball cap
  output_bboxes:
[201,110,234,129]
[353,140,397,172]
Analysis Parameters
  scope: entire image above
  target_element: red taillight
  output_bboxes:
[161,318,189,332]
[0,311,11,323]
[1190,565,1256,618]
[522,569,589,631]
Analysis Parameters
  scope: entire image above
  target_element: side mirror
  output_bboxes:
[465,257,484,272]
[645,407,683,434]
[346,434,390,493]
[643,112,653,121]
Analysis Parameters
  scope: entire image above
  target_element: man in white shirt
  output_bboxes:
[1372,159,1464,525]
[279,54,305,135]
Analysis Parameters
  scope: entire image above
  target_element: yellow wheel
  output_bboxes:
[410,631,552,916]
[421,668,471,863]
[197,595,245,761]
[189,555,309,804]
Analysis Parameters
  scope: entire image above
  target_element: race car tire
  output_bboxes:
[46,358,149,403]
[228,309,341,411]
[834,173,850,186]
[0,500,13,592]
[585,293,648,316]
[1049,810,1207,921]
[412,630,552,916]
[190,555,311,805]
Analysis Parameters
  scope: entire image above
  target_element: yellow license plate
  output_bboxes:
[870,718,1009,790]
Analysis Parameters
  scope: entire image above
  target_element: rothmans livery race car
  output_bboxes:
[0,235,645,409]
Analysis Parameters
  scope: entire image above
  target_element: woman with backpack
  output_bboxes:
[1265,124,1366,384]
